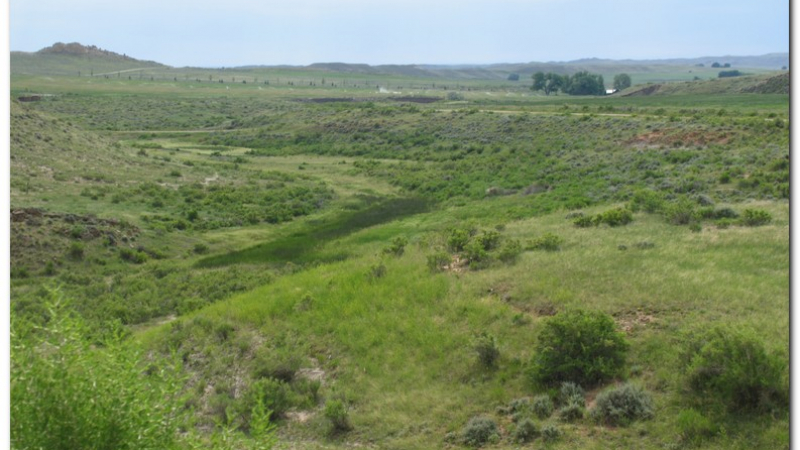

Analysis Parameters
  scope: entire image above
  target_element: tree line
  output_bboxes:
[531,71,631,96]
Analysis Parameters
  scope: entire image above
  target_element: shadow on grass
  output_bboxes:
[196,196,430,268]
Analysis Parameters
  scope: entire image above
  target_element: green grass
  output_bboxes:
[10,67,789,450]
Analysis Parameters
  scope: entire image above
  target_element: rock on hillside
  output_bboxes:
[37,42,138,61]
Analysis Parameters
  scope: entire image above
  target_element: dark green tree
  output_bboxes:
[532,72,565,95]
[565,71,605,96]
[613,73,632,91]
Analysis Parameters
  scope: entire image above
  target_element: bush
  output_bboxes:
[573,214,596,228]
[527,232,564,251]
[597,207,634,227]
[11,295,185,450]
[681,326,787,412]
[740,209,772,226]
[629,189,665,213]
[589,383,654,426]
[530,310,629,387]
[458,416,499,447]
[382,236,408,256]
[473,332,500,368]
[447,228,471,252]
[557,401,585,422]
[324,399,352,432]
[512,418,538,443]
[540,423,561,442]
[663,199,696,225]
[532,394,554,419]
[497,239,523,264]
[427,251,451,273]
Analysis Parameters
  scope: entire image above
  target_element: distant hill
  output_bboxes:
[11,42,166,76]
[254,53,788,81]
[10,42,787,82]
[620,72,790,97]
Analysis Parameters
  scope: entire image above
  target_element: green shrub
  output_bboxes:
[475,230,501,251]
[472,332,500,368]
[597,207,634,227]
[447,228,471,252]
[573,215,595,228]
[682,326,787,412]
[324,399,352,432]
[464,240,491,269]
[527,232,564,251]
[497,239,523,264]
[532,394,554,419]
[589,383,654,426]
[628,189,665,213]
[458,416,499,447]
[382,236,408,256]
[426,251,451,273]
[530,310,629,387]
[662,199,696,225]
[740,209,772,226]
[512,418,538,443]
[11,295,185,450]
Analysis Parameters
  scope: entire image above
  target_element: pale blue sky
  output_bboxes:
[9,0,790,67]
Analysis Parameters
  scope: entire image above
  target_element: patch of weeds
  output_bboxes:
[676,408,718,445]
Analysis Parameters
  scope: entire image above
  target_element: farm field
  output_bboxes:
[9,57,790,450]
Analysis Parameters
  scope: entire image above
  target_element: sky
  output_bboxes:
[9,0,789,67]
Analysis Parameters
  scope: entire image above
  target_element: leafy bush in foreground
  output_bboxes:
[530,310,628,387]
[11,295,186,450]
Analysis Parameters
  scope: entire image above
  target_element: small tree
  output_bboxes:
[613,73,632,91]
[530,310,628,387]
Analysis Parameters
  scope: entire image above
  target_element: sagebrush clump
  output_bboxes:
[457,416,499,447]
[589,383,655,426]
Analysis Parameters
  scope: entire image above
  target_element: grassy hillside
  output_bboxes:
[10,67,789,450]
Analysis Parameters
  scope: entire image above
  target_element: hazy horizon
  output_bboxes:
[9,0,788,68]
